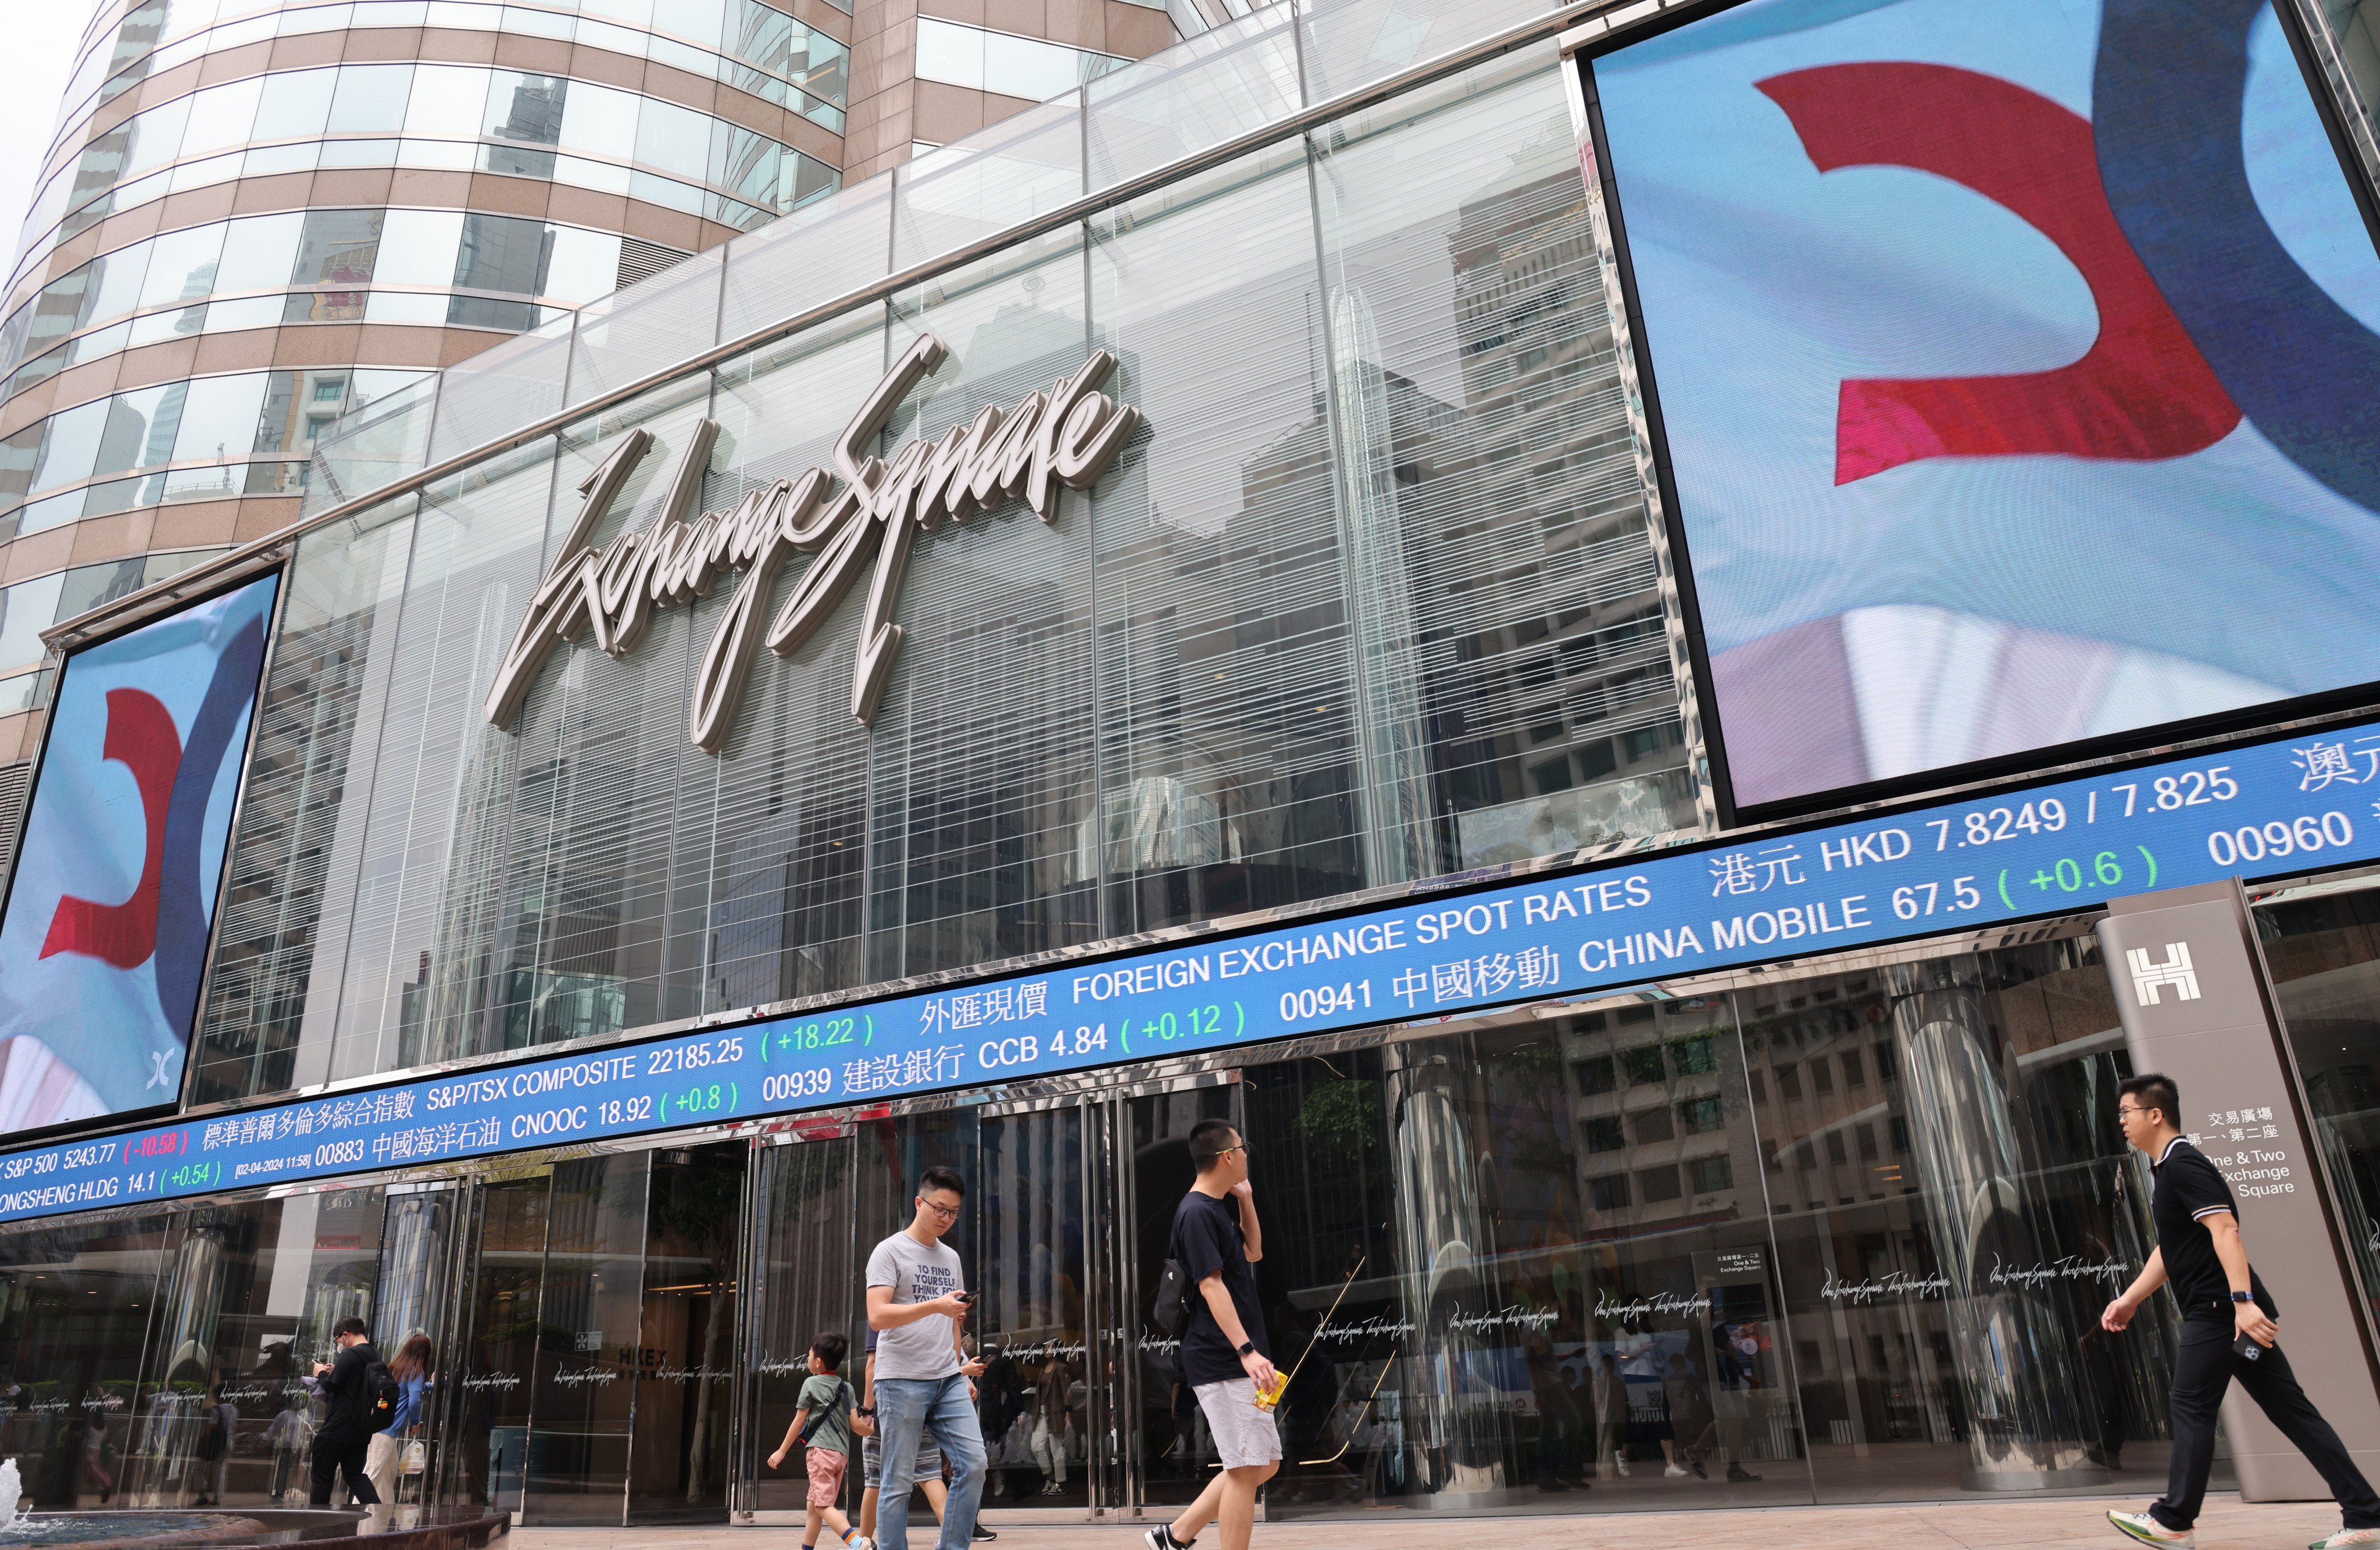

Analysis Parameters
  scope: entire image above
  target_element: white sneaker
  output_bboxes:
[1613,1453,1629,1478]
[2311,1531,2380,1549]
[1664,1465,1688,1479]
[846,1537,874,1550]
[2109,1510,2194,1548]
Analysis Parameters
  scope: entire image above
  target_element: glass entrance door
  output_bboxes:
[741,1109,981,1522]
[973,1104,1093,1513]
[439,1141,751,1526]
[628,1143,748,1522]
[1119,1080,1241,1512]
[742,1126,860,1516]
[970,1076,1236,1521]
[441,1170,552,1515]
[521,1152,648,1523]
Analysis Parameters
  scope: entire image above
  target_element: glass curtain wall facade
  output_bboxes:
[8,0,2380,1530]
[189,45,1704,1108]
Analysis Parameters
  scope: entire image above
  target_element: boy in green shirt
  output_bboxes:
[770,1331,871,1550]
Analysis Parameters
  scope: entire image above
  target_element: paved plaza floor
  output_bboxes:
[506,1494,2342,1550]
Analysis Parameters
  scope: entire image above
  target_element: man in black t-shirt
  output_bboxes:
[1144,1119,1278,1550]
[2100,1073,2379,1550]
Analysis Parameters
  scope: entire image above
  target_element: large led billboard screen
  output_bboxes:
[1591,0,2380,810]
[0,572,277,1136]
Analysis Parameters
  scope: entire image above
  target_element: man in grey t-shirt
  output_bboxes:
[868,1165,987,1550]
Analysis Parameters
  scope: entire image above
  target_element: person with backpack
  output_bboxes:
[364,1333,434,1506]
[769,1331,870,1550]
[305,1317,387,1508]
[1145,1120,1277,1550]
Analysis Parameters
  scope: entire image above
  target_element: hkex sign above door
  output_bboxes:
[484,334,1143,751]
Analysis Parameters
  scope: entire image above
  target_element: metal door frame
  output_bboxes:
[972,1089,1112,1517]
[424,1175,487,1513]
[731,1121,861,1523]
[391,1177,474,1513]
[973,1068,1241,1520]
[625,1139,755,1526]
[727,1135,767,1520]
[1107,1070,1244,1520]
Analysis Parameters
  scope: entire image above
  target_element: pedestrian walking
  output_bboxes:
[768,1331,870,1550]
[1592,1352,1629,1479]
[856,1331,994,1545]
[191,1383,235,1506]
[2101,1073,2380,1549]
[1143,1120,1278,1550]
[1028,1357,1073,1495]
[264,1399,310,1504]
[859,1331,948,1540]
[866,1165,988,1550]
[364,1332,433,1506]
[1661,1351,1713,1480]
[305,1318,384,1508]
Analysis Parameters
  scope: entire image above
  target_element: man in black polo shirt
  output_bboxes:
[2100,1073,2379,1550]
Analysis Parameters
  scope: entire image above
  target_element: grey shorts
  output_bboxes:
[862,1428,945,1489]
[1192,1379,1281,1469]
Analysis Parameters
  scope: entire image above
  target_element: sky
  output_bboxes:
[0,6,95,261]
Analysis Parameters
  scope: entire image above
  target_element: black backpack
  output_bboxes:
[1151,1216,1193,1338]
[361,1359,401,1430]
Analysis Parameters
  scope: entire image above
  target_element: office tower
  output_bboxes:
[0,0,1169,767]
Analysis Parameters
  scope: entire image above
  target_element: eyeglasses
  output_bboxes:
[2115,1105,2150,1120]
[917,1198,961,1220]
[1220,1144,1249,1158]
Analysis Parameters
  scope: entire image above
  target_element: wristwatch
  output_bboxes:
[2231,1291,2253,1304]
[1237,1341,1256,1356]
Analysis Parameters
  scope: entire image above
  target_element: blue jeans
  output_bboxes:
[874,1373,985,1550]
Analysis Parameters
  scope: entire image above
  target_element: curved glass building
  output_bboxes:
[0,0,1169,757]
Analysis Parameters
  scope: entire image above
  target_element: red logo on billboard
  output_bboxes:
[40,688,183,969]
[1757,62,2242,485]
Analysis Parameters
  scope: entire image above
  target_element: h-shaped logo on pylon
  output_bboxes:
[2126,942,2200,1006]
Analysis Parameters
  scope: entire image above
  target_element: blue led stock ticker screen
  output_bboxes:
[8,713,2380,1222]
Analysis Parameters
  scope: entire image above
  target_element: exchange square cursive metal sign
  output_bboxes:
[483,332,1143,751]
